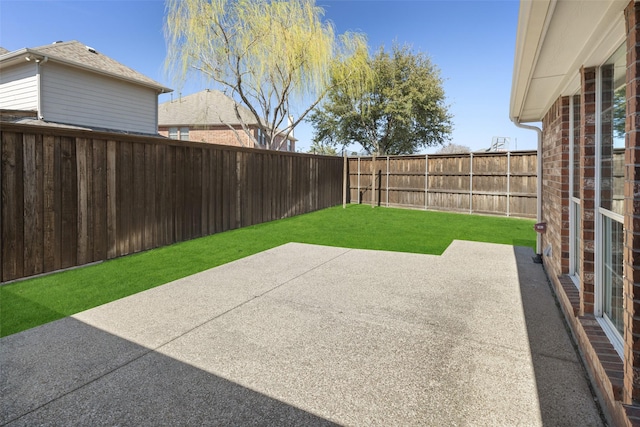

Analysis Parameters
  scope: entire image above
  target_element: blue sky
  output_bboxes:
[0,0,538,153]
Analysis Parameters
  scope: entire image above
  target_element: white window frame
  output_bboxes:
[569,94,581,288]
[594,57,624,359]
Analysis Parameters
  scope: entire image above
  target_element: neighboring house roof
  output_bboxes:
[510,0,626,123]
[158,90,257,126]
[0,40,171,93]
[0,47,9,55]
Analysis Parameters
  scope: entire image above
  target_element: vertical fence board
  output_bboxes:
[106,140,117,259]
[117,141,132,257]
[2,133,24,280]
[166,145,175,244]
[174,146,184,242]
[143,143,155,251]
[60,137,77,268]
[43,135,57,272]
[76,138,90,266]
[201,148,209,235]
[348,152,536,217]
[2,124,344,282]
[91,140,107,261]
[22,133,44,276]
[132,142,145,252]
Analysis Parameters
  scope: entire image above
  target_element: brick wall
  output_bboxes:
[541,96,570,280]
[581,66,598,316]
[541,88,631,426]
[532,2,640,424]
[624,0,640,405]
[159,125,295,152]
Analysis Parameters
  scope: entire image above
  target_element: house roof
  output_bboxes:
[510,0,627,123]
[158,90,258,126]
[0,41,171,93]
[0,47,9,55]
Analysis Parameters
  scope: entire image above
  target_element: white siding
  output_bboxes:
[41,62,158,134]
[0,62,38,111]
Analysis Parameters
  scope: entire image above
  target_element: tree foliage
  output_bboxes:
[165,0,370,150]
[308,44,453,155]
[308,140,338,155]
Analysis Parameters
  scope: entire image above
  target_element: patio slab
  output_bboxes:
[1,241,605,426]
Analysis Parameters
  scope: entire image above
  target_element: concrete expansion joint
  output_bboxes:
[2,346,158,425]
[154,248,353,349]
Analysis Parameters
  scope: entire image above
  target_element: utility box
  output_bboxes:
[534,222,547,233]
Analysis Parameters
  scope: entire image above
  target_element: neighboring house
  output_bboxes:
[158,89,296,151]
[0,40,171,134]
[511,1,640,425]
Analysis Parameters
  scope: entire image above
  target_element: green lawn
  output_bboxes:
[0,204,535,337]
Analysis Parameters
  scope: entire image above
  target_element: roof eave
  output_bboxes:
[510,0,554,123]
[510,0,628,123]
[47,55,173,93]
[0,48,172,94]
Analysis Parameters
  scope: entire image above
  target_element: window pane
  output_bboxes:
[180,127,189,141]
[600,44,625,215]
[603,215,624,336]
[168,127,178,139]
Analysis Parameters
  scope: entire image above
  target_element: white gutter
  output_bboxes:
[2,48,172,94]
[511,118,543,257]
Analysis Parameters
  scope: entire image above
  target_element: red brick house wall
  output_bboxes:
[623,0,640,408]
[540,96,570,281]
[580,67,598,317]
[537,3,640,425]
[158,125,295,152]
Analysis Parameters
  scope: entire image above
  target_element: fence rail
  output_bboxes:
[347,151,537,218]
[1,123,343,282]
[1,123,538,283]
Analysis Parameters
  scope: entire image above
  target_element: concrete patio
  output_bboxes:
[1,241,605,426]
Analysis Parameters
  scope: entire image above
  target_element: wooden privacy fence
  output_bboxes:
[347,151,537,218]
[1,123,343,282]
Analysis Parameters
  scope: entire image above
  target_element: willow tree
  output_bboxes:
[165,0,370,150]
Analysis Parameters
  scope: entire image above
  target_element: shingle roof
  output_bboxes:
[1,41,171,92]
[0,47,9,55]
[158,90,258,126]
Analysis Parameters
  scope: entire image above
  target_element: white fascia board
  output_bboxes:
[0,48,172,94]
[511,0,627,123]
[510,0,554,123]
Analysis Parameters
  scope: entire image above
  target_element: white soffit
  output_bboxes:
[511,0,627,123]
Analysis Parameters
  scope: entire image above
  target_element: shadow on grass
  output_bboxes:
[0,289,66,337]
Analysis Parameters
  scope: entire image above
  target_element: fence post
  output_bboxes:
[507,151,511,217]
[469,153,474,214]
[343,152,347,209]
[425,154,429,210]
[386,156,390,207]
[357,157,361,204]
[371,154,376,208]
